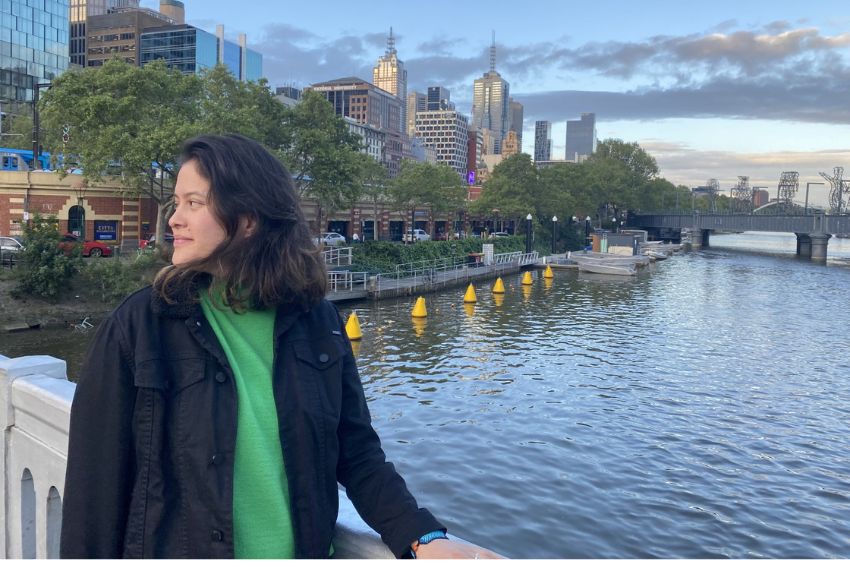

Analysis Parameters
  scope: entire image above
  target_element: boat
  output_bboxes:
[643,250,668,260]
[570,251,649,267]
[577,262,636,276]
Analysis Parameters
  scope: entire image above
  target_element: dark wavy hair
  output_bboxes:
[154,134,327,311]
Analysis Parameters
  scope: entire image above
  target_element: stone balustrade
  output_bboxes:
[0,354,412,559]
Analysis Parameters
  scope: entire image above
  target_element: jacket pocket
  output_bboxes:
[134,358,207,393]
[292,336,346,371]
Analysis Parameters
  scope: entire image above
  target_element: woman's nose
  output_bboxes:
[169,207,183,229]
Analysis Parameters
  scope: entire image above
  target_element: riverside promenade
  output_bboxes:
[326,250,541,303]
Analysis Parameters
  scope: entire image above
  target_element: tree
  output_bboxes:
[0,102,34,151]
[38,57,204,244]
[280,90,365,227]
[14,213,83,300]
[471,153,542,234]
[358,154,389,240]
[583,138,660,222]
[387,160,467,240]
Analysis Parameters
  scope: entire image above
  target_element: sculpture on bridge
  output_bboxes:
[706,178,719,213]
[731,176,752,213]
[777,172,799,214]
[820,167,847,214]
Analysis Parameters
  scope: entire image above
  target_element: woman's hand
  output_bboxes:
[414,538,506,559]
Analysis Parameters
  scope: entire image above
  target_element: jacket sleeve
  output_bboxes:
[60,315,137,558]
[332,312,446,557]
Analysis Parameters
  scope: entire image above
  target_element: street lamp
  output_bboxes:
[805,182,824,215]
[584,216,591,249]
[492,209,500,233]
[611,217,617,234]
[551,215,558,255]
[525,213,533,254]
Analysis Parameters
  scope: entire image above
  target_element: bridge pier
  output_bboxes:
[795,233,812,256]
[689,229,710,247]
[810,232,831,261]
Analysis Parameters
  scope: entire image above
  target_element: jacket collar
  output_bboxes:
[150,268,307,337]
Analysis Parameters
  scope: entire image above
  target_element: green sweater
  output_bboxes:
[200,293,295,559]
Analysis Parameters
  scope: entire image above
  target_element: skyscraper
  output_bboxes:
[413,87,469,175]
[1,0,69,102]
[372,28,407,134]
[534,121,552,162]
[70,0,108,67]
[509,98,523,153]
[426,86,453,111]
[471,33,510,154]
[566,112,597,162]
[406,91,426,137]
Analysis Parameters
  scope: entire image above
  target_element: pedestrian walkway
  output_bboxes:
[326,251,540,303]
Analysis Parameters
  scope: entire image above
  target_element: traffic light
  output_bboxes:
[62,124,69,143]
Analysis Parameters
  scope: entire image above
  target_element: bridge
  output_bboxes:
[628,211,850,260]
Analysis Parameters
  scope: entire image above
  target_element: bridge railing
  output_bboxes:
[0,354,474,559]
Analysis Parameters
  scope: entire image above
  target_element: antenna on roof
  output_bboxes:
[490,31,496,73]
[387,27,396,55]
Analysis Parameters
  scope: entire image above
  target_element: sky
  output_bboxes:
[141,0,850,207]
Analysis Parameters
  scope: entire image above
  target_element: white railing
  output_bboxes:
[0,354,450,559]
[322,247,353,267]
[328,271,370,293]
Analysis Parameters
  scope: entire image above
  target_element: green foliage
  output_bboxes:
[351,237,526,273]
[81,252,158,303]
[0,103,33,151]
[281,89,364,221]
[387,160,468,237]
[583,139,660,217]
[14,213,83,300]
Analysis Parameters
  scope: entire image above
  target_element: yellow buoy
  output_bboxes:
[464,303,475,317]
[493,277,505,294]
[544,277,553,290]
[463,284,478,303]
[523,285,532,299]
[350,340,361,358]
[345,312,362,340]
[411,297,427,318]
[522,271,533,285]
[544,266,554,279]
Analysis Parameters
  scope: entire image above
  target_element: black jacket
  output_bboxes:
[60,283,443,558]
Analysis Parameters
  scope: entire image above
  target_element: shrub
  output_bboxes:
[14,213,83,300]
[82,252,159,302]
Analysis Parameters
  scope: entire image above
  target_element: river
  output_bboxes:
[2,232,849,558]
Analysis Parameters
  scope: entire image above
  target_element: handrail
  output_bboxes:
[322,247,353,266]
[0,354,453,559]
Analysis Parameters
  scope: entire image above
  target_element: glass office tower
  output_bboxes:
[1,0,70,102]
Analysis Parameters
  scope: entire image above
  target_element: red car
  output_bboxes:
[138,232,174,250]
[61,233,112,258]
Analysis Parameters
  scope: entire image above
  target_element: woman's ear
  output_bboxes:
[239,215,258,238]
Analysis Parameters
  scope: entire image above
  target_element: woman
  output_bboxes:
[60,134,500,559]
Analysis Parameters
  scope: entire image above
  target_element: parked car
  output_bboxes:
[491,232,510,238]
[61,233,112,258]
[0,236,24,263]
[320,232,346,247]
[138,232,174,250]
[404,229,431,242]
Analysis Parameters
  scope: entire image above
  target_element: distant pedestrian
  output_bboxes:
[352,232,360,243]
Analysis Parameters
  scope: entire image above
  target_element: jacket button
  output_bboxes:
[211,454,223,465]
[319,353,329,363]
[215,372,226,383]
[211,530,224,541]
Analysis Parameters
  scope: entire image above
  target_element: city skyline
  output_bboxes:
[138,0,850,206]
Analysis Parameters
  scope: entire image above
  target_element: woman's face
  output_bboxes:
[169,160,228,266]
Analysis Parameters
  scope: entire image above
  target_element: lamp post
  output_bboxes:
[551,215,558,255]
[492,209,500,233]
[611,217,617,233]
[71,182,88,240]
[525,213,532,254]
[584,216,591,249]
[805,182,824,215]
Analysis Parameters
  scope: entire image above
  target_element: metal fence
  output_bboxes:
[322,247,353,267]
